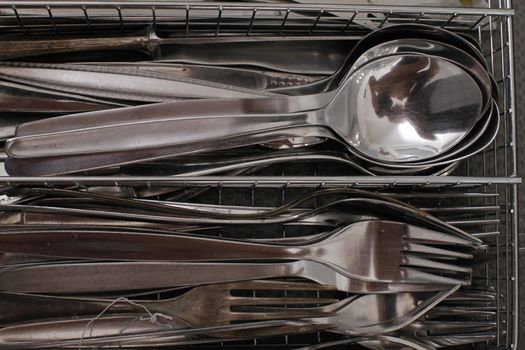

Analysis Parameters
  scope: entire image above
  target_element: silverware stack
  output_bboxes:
[0,2,518,350]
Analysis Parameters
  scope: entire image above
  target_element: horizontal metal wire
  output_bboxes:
[0,175,520,187]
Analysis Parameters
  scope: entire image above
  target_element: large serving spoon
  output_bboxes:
[5,53,483,176]
[365,101,498,169]
[1,38,492,172]
[3,24,488,154]
[272,23,489,96]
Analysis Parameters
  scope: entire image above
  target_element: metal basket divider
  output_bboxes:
[479,3,520,346]
[508,12,520,350]
[483,11,502,346]
[502,0,519,346]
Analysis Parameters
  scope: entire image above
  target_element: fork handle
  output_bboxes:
[0,230,303,261]
[0,292,144,326]
[0,261,301,293]
[0,314,185,347]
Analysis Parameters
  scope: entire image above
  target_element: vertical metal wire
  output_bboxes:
[185,5,190,37]
[342,10,358,33]
[470,14,487,29]
[503,2,518,348]
[496,12,511,347]
[81,5,90,28]
[215,5,222,36]
[279,9,290,35]
[441,12,458,28]
[151,6,157,32]
[45,5,57,33]
[310,9,323,34]
[247,8,257,35]
[116,6,124,32]
[11,5,26,34]
[378,10,391,28]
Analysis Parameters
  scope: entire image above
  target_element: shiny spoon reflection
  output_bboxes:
[5,53,484,175]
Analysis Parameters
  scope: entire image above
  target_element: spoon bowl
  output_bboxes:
[362,100,498,169]
[322,53,483,162]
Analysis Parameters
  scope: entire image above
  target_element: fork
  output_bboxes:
[359,291,498,349]
[0,282,459,333]
[0,280,338,327]
[0,283,459,348]
[0,259,464,294]
[0,220,475,288]
[296,289,497,350]
[2,187,484,245]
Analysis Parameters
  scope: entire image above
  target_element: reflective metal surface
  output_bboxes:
[4,54,485,174]
[326,54,483,162]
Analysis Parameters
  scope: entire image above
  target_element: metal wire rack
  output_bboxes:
[0,1,520,349]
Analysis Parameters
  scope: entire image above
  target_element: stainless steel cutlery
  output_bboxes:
[0,3,511,349]
[2,24,498,177]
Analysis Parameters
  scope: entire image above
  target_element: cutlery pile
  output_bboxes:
[0,4,507,350]
[0,23,497,177]
[0,186,497,349]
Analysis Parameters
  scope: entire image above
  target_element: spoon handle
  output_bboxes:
[13,94,324,137]
[6,98,328,176]
[7,111,312,159]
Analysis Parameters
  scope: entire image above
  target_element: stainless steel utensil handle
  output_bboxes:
[0,292,153,326]
[0,33,149,60]
[0,291,330,327]
[0,315,183,348]
[5,126,320,176]
[7,112,314,159]
[0,230,299,261]
[13,93,327,140]
[0,319,320,349]
[6,98,327,175]
[0,261,300,293]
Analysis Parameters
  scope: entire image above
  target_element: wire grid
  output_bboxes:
[0,1,515,37]
[0,0,519,349]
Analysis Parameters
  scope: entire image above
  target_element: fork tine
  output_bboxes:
[227,280,337,291]
[229,296,338,306]
[405,242,473,259]
[228,308,335,322]
[385,282,464,292]
[405,225,475,247]
[401,267,471,286]
[444,290,496,302]
[402,255,473,274]
[427,306,497,318]
[414,320,497,333]
[422,333,497,347]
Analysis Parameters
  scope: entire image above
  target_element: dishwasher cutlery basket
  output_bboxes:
[0,1,519,349]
